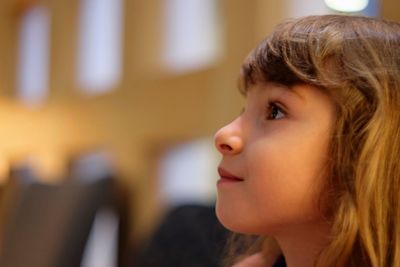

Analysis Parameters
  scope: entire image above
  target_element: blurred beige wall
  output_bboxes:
[0,0,398,244]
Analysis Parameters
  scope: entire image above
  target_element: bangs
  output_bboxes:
[238,17,326,94]
[239,43,304,94]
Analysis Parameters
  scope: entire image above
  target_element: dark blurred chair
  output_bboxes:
[131,204,229,267]
[0,177,118,267]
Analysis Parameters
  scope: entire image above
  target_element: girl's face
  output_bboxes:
[214,82,336,235]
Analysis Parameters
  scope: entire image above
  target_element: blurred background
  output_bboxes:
[0,0,398,266]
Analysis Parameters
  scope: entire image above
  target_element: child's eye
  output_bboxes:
[266,103,285,120]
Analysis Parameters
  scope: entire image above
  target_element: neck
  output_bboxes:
[273,221,330,267]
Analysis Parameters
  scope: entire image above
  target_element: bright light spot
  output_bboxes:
[159,138,219,206]
[77,0,123,95]
[81,209,119,267]
[17,5,50,106]
[324,0,369,12]
[163,0,222,73]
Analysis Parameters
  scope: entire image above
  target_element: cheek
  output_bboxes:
[216,126,331,235]
[245,138,328,231]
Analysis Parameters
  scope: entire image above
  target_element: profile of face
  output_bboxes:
[214,82,336,236]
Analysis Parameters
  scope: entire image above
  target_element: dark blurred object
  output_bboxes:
[273,256,286,267]
[131,204,229,267]
[0,161,42,248]
[0,177,120,267]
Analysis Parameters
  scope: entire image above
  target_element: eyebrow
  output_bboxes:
[282,84,306,103]
[242,81,306,103]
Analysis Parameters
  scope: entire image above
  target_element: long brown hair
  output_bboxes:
[226,15,400,267]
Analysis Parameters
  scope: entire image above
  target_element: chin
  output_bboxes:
[215,202,241,232]
[215,203,265,235]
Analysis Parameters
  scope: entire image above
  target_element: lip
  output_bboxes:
[217,167,244,183]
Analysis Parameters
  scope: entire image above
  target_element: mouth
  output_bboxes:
[217,167,244,183]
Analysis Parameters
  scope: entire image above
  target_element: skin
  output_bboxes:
[214,82,336,267]
[232,253,270,267]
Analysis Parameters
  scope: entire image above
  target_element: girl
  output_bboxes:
[214,15,400,267]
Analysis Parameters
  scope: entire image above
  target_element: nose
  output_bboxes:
[214,119,243,155]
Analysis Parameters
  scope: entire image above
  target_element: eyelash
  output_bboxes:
[266,102,286,120]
